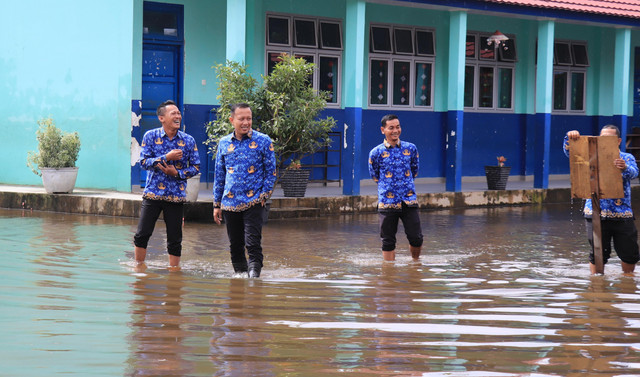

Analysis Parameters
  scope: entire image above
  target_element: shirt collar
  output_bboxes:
[160,128,183,139]
[383,139,401,148]
[232,129,253,141]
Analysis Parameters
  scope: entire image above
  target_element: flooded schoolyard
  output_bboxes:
[2,203,640,376]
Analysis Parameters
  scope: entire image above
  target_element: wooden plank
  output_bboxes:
[569,136,623,199]
[569,137,591,199]
[591,194,604,274]
[589,138,604,274]
[596,135,624,199]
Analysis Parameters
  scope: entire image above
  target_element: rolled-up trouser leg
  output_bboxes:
[134,199,163,249]
[163,201,184,257]
[400,206,423,248]
[379,211,400,252]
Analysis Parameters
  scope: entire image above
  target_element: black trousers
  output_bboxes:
[223,204,265,272]
[585,218,640,265]
[379,204,423,252]
[134,199,184,256]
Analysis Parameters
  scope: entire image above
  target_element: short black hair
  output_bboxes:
[602,124,620,138]
[157,100,177,116]
[381,114,399,128]
[230,103,251,116]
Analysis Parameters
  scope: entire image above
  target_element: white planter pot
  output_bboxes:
[185,174,201,202]
[41,167,79,194]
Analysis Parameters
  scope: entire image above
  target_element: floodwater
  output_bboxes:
[2,204,640,377]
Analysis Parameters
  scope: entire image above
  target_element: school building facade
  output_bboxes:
[3,0,640,194]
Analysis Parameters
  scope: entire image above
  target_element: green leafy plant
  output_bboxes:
[205,55,336,173]
[27,117,81,176]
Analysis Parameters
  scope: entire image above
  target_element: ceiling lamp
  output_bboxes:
[487,30,509,49]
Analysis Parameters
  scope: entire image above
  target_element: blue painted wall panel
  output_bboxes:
[360,110,446,179]
[462,113,525,176]
[183,104,215,179]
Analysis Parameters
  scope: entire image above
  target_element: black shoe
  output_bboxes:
[248,268,261,278]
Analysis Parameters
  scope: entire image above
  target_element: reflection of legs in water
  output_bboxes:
[128,270,192,375]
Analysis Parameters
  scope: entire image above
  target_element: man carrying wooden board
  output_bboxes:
[564,125,639,275]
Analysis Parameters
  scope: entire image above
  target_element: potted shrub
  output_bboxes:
[27,117,81,193]
[205,55,336,197]
[485,156,510,190]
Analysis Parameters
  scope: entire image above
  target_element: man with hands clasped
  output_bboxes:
[563,125,639,275]
[132,100,201,269]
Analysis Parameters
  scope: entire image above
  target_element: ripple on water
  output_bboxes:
[3,206,640,377]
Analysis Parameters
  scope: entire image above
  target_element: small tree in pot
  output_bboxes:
[206,55,336,197]
[27,117,81,193]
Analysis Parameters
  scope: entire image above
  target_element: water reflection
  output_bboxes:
[2,204,640,376]
[127,270,196,376]
[209,279,274,377]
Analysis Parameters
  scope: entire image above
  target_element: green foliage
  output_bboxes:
[27,117,81,176]
[205,55,336,171]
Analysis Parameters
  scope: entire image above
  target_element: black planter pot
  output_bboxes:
[280,169,310,197]
[484,166,511,190]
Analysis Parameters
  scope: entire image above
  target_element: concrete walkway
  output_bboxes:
[0,175,582,221]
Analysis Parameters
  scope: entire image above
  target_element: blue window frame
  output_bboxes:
[143,1,184,43]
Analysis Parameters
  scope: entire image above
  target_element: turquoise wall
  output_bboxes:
[184,0,227,105]
[1,0,134,191]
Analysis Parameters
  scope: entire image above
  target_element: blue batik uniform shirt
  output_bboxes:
[563,135,638,218]
[213,130,277,211]
[139,127,201,203]
[369,139,419,210]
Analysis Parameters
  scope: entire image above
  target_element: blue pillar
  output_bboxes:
[614,28,631,149]
[445,11,467,192]
[534,20,554,189]
[226,0,247,63]
[342,0,366,195]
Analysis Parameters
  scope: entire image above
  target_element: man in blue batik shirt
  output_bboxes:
[213,103,277,278]
[369,114,423,262]
[564,125,639,275]
[133,100,201,270]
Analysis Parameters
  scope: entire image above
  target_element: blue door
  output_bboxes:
[137,1,184,186]
[138,44,182,185]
